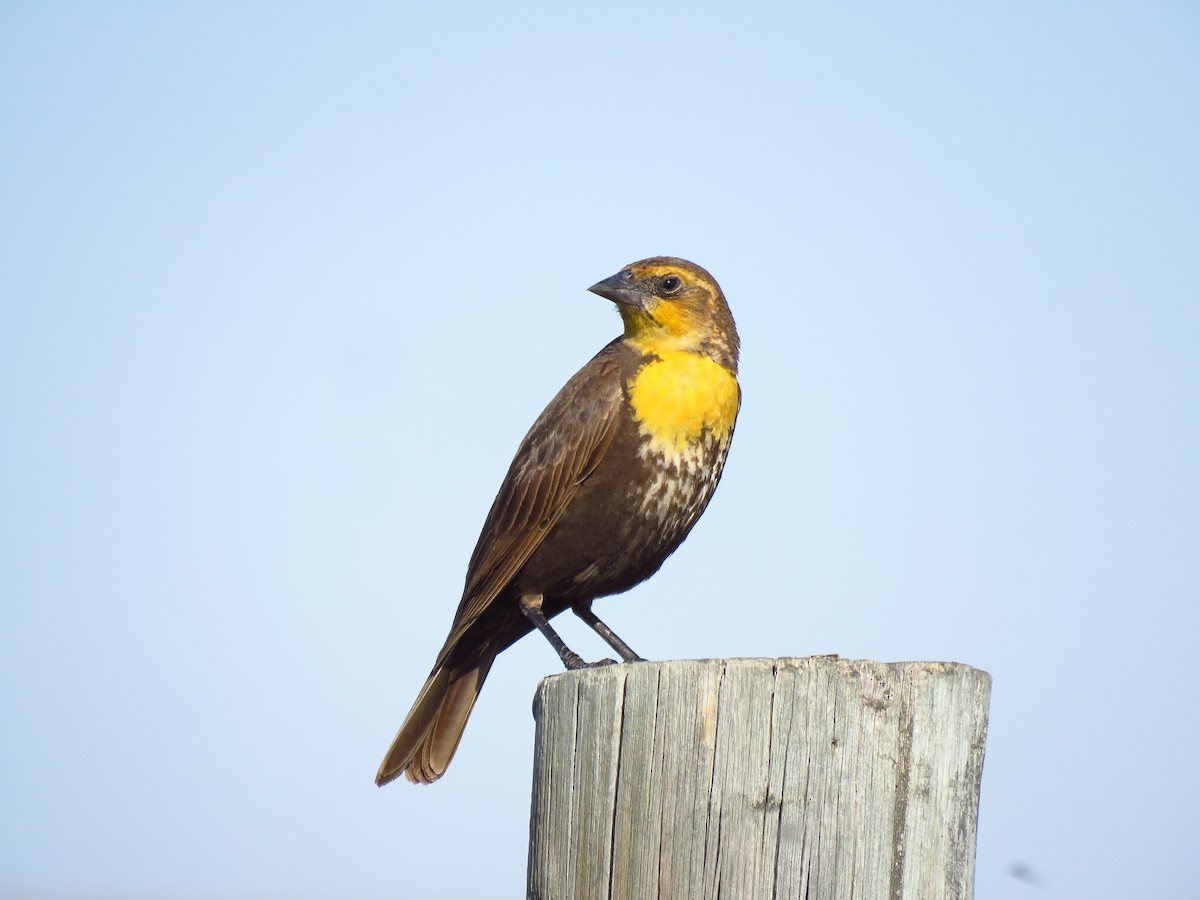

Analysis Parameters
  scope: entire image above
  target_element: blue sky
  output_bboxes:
[2,2,1197,898]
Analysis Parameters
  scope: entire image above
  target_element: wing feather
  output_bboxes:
[435,352,626,660]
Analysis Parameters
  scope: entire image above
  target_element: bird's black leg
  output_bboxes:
[519,594,616,670]
[571,601,645,663]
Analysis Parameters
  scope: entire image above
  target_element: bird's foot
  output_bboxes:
[561,651,617,670]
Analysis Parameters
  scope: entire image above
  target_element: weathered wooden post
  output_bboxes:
[527,657,990,900]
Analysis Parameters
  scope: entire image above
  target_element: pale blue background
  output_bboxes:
[2,3,1197,898]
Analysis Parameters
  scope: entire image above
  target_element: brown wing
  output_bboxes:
[434,348,626,661]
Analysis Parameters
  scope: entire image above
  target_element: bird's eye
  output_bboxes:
[660,275,682,293]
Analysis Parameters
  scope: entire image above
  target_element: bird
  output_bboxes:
[376,256,740,785]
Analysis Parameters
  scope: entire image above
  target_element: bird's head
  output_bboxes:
[589,257,739,373]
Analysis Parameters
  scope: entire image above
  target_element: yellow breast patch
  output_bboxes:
[627,350,740,457]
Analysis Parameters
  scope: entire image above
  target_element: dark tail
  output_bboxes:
[375,651,496,785]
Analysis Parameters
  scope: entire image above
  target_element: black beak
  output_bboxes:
[588,268,643,308]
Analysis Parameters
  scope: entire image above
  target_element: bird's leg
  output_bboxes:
[571,601,645,663]
[519,594,615,670]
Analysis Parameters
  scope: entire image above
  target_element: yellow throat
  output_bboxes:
[626,349,740,457]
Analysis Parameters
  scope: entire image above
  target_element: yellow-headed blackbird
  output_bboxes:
[376,256,740,785]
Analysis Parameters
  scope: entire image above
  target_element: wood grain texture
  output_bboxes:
[527,657,990,900]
